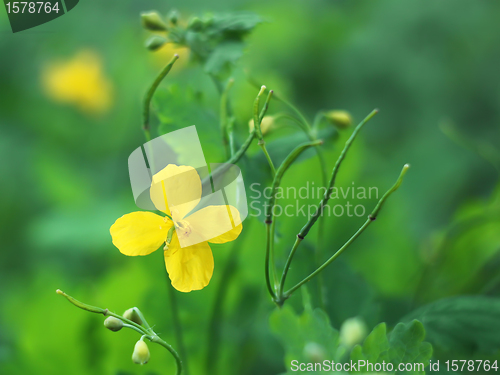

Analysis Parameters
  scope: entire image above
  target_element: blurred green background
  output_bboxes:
[1,0,500,374]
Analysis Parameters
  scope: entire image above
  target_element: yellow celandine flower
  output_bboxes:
[110,164,242,292]
[41,50,113,114]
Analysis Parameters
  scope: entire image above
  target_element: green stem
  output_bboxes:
[205,221,251,373]
[151,335,183,375]
[253,86,276,176]
[166,282,189,375]
[264,140,324,303]
[282,164,410,300]
[56,289,183,375]
[143,54,179,141]
[298,109,379,239]
[220,79,235,158]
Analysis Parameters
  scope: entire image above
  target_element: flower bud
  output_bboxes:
[340,317,367,347]
[249,116,275,135]
[325,110,352,129]
[104,316,123,332]
[188,17,203,31]
[303,342,327,363]
[132,339,150,365]
[123,307,143,325]
[145,35,167,51]
[141,11,168,31]
[168,9,179,25]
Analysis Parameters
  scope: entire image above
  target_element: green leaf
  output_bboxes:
[402,296,500,355]
[204,41,245,77]
[207,12,263,38]
[351,320,432,374]
[270,293,342,374]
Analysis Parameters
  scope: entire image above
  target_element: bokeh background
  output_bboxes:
[1,0,500,374]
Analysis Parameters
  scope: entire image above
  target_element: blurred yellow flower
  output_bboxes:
[150,41,189,69]
[41,50,113,114]
[110,164,242,292]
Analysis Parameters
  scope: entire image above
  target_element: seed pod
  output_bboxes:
[104,316,123,332]
[325,110,352,129]
[123,307,143,325]
[141,11,168,31]
[132,339,150,365]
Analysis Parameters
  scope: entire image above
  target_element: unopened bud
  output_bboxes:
[104,316,123,332]
[141,11,168,31]
[303,342,327,363]
[340,317,367,347]
[249,116,275,135]
[325,110,352,129]
[123,307,143,325]
[168,9,179,25]
[145,35,167,51]
[188,17,203,31]
[132,339,150,365]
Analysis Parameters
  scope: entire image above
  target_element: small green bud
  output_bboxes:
[249,116,275,135]
[132,339,150,365]
[325,110,353,129]
[188,17,203,31]
[303,342,327,363]
[104,316,123,332]
[123,307,143,325]
[168,9,179,25]
[340,317,367,347]
[145,35,167,51]
[141,11,168,31]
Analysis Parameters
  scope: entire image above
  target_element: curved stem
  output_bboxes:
[151,335,183,375]
[264,140,323,303]
[56,289,183,374]
[166,281,189,375]
[143,54,179,142]
[253,86,276,176]
[298,109,379,239]
[283,164,410,299]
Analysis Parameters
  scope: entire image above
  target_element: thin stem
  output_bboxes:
[220,78,235,158]
[253,86,276,176]
[204,220,253,374]
[201,131,256,190]
[56,289,183,375]
[166,281,189,375]
[283,164,410,299]
[143,54,179,141]
[298,109,379,239]
[264,140,323,303]
[151,335,183,375]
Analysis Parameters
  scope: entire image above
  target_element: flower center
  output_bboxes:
[174,220,192,240]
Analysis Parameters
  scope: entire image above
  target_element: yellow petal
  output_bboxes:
[164,233,214,292]
[181,205,242,246]
[150,164,202,219]
[110,212,172,256]
[208,223,242,244]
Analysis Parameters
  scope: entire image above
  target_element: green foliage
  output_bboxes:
[351,320,432,374]
[270,290,342,374]
[402,296,500,356]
